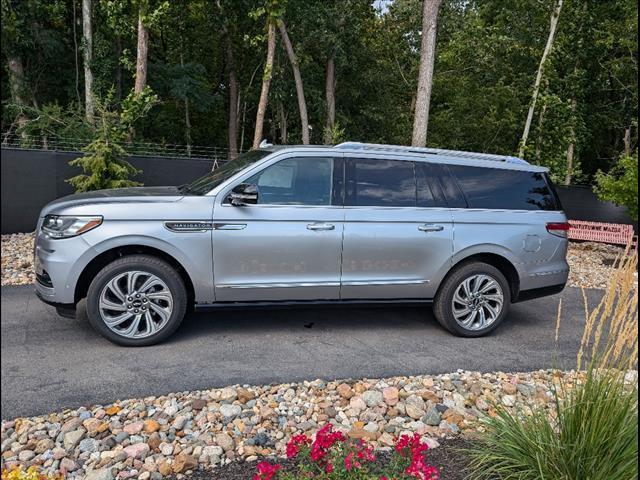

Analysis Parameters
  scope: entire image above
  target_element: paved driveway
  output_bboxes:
[1,285,600,419]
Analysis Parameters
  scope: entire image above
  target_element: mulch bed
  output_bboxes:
[171,437,473,480]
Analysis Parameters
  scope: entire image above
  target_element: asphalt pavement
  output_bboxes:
[1,285,601,419]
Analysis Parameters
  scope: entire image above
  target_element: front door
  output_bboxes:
[213,155,344,302]
[340,157,454,300]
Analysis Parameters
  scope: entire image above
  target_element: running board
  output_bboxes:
[194,298,434,311]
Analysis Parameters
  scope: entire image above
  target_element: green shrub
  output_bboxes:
[595,151,638,221]
[67,87,158,192]
[466,252,638,480]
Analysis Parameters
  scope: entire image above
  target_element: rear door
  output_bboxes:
[340,156,453,299]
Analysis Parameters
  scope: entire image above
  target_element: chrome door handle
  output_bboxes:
[307,223,335,231]
[418,224,444,232]
[214,223,247,230]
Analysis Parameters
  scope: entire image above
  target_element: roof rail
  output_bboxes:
[333,142,529,165]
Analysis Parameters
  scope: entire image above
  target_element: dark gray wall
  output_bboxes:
[1,148,217,233]
[1,148,637,234]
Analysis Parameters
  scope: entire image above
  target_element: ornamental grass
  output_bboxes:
[466,247,638,480]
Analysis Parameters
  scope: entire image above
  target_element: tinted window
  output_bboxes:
[246,157,333,205]
[416,162,448,208]
[346,158,415,207]
[183,149,271,195]
[447,165,559,211]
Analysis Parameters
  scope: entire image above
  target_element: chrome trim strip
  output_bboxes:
[342,279,430,286]
[529,269,570,277]
[217,281,340,289]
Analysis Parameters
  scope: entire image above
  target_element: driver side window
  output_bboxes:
[245,157,333,205]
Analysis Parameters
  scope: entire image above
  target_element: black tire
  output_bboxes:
[86,255,187,346]
[433,261,511,337]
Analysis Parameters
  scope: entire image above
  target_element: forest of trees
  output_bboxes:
[1,0,638,188]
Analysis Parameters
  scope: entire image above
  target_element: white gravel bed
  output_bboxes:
[1,232,635,289]
[3,369,636,479]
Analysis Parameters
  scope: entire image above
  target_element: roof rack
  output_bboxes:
[333,142,529,165]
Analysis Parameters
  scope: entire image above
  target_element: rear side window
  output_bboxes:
[447,165,559,211]
[345,158,415,207]
[416,162,449,208]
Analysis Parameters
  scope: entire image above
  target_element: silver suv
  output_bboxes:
[34,142,570,346]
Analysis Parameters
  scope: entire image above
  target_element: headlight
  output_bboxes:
[41,215,103,239]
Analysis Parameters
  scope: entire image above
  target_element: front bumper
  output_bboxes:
[33,225,94,305]
[34,287,77,317]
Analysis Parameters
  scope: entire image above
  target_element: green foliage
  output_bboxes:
[323,121,345,145]
[466,369,638,480]
[1,0,638,184]
[67,87,158,192]
[595,151,639,220]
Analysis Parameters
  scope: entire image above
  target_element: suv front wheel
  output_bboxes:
[433,262,510,337]
[86,255,187,346]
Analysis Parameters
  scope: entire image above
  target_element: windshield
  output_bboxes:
[181,150,272,195]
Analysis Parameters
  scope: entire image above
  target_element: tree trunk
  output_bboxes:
[279,101,288,144]
[82,0,94,122]
[134,8,149,94]
[115,35,123,102]
[564,99,578,185]
[253,21,276,149]
[179,54,191,155]
[72,0,82,105]
[623,127,632,156]
[324,56,336,144]
[518,0,563,158]
[411,0,443,147]
[277,20,309,144]
[7,55,28,133]
[216,0,238,159]
[534,102,547,163]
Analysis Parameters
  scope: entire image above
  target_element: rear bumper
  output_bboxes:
[514,282,566,303]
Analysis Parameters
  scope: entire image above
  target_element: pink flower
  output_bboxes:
[309,424,345,463]
[253,461,281,480]
[286,434,310,458]
[345,452,362,471]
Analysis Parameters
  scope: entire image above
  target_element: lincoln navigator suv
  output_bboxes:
[34,142,570,346]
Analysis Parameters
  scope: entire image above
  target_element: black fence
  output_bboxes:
[1,148,223,233]
[1,147,637,234]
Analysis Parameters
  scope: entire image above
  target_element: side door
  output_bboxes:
[212,154,344,302]
[340,156,453,300]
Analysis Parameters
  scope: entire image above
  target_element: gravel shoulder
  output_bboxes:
[1,232,636,289]
[5,369,636,480]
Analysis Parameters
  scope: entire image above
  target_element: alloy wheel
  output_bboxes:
[98,270,173,339]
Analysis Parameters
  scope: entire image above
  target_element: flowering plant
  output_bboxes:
[253,424,439,480]
[1,466,63,480]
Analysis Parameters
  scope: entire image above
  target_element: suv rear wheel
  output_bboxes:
[86,255,187,346]
[433,262,510,337]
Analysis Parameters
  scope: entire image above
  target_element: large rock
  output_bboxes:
[337,383,354,399]
[63,428,86,450]
[215,432,235,452]
[219,404,242,419]
[123,442,150,459]
[422,407,442,426]
[85,468,114,480]
[404,395,426,420]
[382,387,399,406]
[172,453,197,473]
[362,390,383,407]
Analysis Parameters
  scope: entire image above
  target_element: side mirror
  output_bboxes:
[228,183,258,206]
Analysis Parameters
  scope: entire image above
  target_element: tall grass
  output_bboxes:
[466,248,638,480]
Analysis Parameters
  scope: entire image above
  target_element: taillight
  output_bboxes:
[546,222,571,238]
